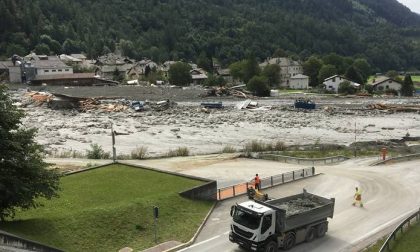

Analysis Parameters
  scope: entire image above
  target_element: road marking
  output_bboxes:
[178,230,231,251]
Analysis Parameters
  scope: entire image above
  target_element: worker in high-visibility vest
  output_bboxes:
[253,174,261,191]
[352,187,363,207]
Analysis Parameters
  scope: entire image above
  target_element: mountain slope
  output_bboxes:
[1,0,420,71]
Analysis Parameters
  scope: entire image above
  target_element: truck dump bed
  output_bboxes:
[257,190,334,232]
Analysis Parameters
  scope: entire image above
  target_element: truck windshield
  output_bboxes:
[233,208,261,230]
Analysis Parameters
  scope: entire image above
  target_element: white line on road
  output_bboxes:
[178,231,230,251]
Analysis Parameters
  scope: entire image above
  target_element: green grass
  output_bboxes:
[1,164,212,252]
[411,75,420,83]
[364,237,386,252]
[392,223,420,252]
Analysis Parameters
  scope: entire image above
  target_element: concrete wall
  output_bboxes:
[0,231,63,252]
[179,181,217,201]
[8,66,21,83]
[290,78,309,89]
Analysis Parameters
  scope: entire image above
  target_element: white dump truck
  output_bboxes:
[229,190,335,251]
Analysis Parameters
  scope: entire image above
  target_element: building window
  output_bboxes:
[65,69,69,72]
[52,70,56,72]
[386,85,389,89]
[332,78,336,82]
[58,69,62,72]
[44,70,49,73]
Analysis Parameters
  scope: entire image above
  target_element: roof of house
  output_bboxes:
[24,53,70,69]
[59,54,82,63]
[70,54,87,60]
[32,73,95,81]
[0,60,14,69]
[100,64,132,73]
[324,75,352,82]
[260,57,301,67]
[291,74,308,79]
[217,68,231,76]
[372,78,402,87]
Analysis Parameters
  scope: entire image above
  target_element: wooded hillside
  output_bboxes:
[1,0,420,71]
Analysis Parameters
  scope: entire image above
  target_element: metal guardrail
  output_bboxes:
[259,153,349,165]
[217,167,315,200]
[379,208,420,252]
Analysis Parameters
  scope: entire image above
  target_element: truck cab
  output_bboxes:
[230,201,277,252]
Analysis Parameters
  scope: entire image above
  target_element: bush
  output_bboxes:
[166,147,190,157]
[131,146,148,159]
[86,144,110,159]
[338,81,357,95]
[244,140,285,153]
[247,76,270,97]
[222,145,236,153]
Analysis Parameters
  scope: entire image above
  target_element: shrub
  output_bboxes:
[338,81,357,95]
[222,145,236,153]
[247,76,270,97]
[86,144,110,159]
[244,140,286,153]
[131,146,148,159]
[166,147,189,157]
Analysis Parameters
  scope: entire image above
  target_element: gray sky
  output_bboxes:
[397,0,420,13]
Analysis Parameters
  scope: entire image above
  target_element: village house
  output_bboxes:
[289,74,309,89]
[191,68,208,85]
[371,77,402,95]
[323,75,360,93]
[94,53,135,80]
[216,68,233,84]
[12,53,74,83]
[126,59,158,80]
[259,57,304,87]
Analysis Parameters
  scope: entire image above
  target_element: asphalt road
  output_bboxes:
[179,158,420,252]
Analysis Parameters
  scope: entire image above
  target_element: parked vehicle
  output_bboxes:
[229,189,335,251]
[294,99,316,110]
[201,101,224,109]
[131,101,145,111]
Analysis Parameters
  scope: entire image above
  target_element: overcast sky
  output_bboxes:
[397,0,420,14]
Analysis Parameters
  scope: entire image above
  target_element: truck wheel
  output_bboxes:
[264,241,278,252]
[283,233,295,250]
[316,223,327,237]
[305,227,316,242]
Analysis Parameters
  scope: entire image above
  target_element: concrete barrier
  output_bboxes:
[371,153,420,166]
[0,230,63,252]
[258,153,349,165]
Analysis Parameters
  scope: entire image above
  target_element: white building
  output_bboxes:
[289,74,309,89]
[372,78,402,95]
[323,75,360,93]
[260,57,303,87]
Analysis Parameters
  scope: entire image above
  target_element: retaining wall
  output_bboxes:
[371,153,420,166]
[0,231,63,252]
[258,153,349,165]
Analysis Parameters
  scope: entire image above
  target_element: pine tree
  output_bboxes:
[401,75,415,97]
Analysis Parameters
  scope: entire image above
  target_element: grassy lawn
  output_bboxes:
[411,75,420,83]
[1,164,213,251]
[392,223,420,252]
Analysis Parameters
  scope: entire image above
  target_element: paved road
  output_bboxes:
[179,158,420,252]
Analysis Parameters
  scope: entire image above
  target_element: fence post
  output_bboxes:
[312,166,315,175]
[233,186,236,197]
[271,176,273,187]
[282,174,284,183]
[293,171,295,181]
[302,169,305,178]
[218,189,221,200]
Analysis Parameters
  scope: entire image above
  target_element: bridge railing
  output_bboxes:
[217,167,315,200]
[379,208,420,252]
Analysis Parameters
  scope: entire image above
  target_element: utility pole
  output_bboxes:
[111,123,116,163]
[354,121,357,157]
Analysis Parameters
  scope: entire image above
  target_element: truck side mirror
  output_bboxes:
[230,206,236,217]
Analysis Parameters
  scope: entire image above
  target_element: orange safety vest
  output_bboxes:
[255,176,261,185]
